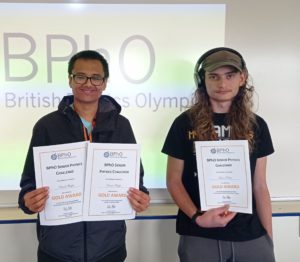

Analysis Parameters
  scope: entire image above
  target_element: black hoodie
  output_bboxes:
[19,95,148,262]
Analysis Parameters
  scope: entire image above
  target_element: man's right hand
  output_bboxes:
[23,187,49,213]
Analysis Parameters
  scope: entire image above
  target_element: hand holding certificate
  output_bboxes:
[33,142,140,225]
[195,140,252,214]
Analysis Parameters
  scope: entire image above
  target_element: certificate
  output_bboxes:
[34,141,88,226]
[195,140,252,214]
[83,143,140,221]
[33,142,140,225]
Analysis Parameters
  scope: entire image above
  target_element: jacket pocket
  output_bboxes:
[39,222,84,261]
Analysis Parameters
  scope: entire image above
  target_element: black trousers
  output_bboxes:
[38,245,127,262]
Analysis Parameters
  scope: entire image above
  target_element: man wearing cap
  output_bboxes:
[162,47,275,261]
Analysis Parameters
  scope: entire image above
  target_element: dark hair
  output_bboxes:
[68,50,109,79]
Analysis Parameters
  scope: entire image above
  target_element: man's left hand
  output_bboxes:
[127,188,150,213]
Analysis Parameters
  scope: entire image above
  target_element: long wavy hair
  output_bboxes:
[188,69,257,152]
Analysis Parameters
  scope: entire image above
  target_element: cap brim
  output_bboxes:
[205,61,243,72]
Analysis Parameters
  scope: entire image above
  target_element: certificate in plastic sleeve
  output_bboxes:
[195,140,252,214]
[33,141,88,226]
[34,142,140,225]
[83,143,140,221]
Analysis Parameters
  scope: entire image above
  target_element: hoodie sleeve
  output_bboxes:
[118,116,149,194]
[138,160,149,194]
[18,121,47,214]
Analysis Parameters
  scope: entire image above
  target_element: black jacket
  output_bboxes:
[19,95,148,262]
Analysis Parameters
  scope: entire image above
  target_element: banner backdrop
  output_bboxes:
[0,3,225,189]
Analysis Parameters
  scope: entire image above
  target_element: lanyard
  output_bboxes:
[73,104,96,142]
[82,118,96,142]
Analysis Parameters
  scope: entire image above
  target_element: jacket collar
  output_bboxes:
[58,95,122,133]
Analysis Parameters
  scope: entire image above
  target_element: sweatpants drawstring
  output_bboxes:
[218,240,235,262]
[218,240,223,262]
[231,241,235,262]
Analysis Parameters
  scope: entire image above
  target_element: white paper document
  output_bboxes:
[33,142,140,225]
[83,143,140,221]
[195,140,252,214]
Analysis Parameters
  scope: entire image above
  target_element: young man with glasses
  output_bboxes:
[19,50,150,262]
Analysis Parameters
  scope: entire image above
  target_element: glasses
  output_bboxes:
[70,74,105,86]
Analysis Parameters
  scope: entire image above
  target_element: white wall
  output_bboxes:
[223,0,300,199]
[0,218,299,262]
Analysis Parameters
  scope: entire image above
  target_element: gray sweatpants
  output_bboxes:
[178,234,275,262]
